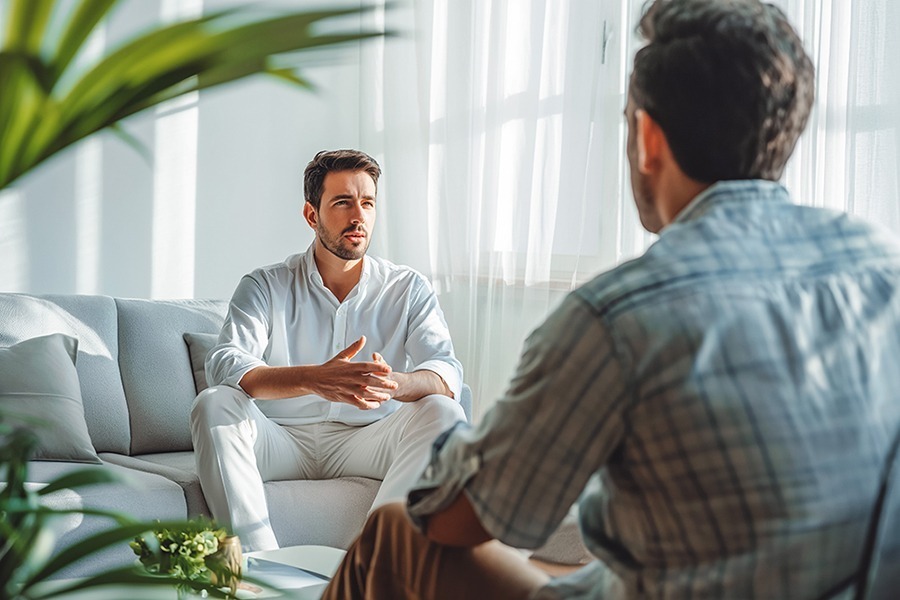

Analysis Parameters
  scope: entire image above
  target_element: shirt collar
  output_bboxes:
[302,242,371,300]
[671,179,791,226]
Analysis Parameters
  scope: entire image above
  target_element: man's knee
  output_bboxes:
[364,502,417,543]
[411,394,467,427]
[191,385,251,428]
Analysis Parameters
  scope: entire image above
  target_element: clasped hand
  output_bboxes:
[316,336,399,410]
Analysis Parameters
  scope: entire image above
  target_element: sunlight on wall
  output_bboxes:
[75,139,103,294]
[74,25,106,295]
[151,96,199,299]
[151,0,202,299]
[0,189,29,290]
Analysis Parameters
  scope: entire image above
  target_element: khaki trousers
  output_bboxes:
[322,503,550,600]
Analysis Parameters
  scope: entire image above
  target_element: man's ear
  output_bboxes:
[636,109,665,176]
[303,201,318,229]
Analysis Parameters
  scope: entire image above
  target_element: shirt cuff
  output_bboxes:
[209,355,268,392]
[407,422,480,531]
[412,359,462,400]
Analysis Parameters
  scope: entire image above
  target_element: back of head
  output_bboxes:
[304,149,381,209]
[631,0,815,182]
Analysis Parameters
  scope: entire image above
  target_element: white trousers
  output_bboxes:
[190,385,465,551]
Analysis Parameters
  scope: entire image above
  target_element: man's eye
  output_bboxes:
[364,202,375,208]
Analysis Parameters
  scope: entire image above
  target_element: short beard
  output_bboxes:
[317,223,369,260]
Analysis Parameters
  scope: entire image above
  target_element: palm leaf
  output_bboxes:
[21,519,192,588]
[37,467,133,496]
[28,565,233,600]
[49,0,118,83]
[2,0,55,54]
[0,2,391,190]
[1,502,141,526]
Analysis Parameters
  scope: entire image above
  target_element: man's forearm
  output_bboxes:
[238,365,317,400]
[392,369,454,402]
[424,491,492,546]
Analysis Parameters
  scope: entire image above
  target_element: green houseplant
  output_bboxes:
[0,0,388,596]
[0,419,242,599]
[0,0,389,190]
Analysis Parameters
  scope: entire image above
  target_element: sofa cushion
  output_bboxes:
[0,294,130,454]
[0,334,100,463]
[115,299,227,454]
[27,460,188,578]
[183,332,218,394]
[100,451,210,518]
[265,477,380,549]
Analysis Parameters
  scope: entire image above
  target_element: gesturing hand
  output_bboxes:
[315,336,399,410]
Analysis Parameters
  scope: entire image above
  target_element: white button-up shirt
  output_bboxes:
[206,245,463,426]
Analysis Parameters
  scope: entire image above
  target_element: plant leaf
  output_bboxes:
[3,0,56,54]
[29,565,233,599]
[37,466,132,496]
[1,502,139,526]
[0,3,392,192]
[264,66,315,90]
[22,519,194,588]
[49,0,118,84]
[108,123,153,165]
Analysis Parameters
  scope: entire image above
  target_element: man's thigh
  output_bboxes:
[314,406,418,480]
[249,410,319,482]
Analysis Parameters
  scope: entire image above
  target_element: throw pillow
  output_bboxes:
[0,333,101,464]
[183,332,219,395]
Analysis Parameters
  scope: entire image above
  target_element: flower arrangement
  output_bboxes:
[131,520,243,597]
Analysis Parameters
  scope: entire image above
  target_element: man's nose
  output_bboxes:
[350,202,365,223]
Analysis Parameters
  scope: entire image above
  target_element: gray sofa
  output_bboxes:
[0,292,478,578]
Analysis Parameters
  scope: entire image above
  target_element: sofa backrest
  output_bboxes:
[115,298,226,455]
[0,294,228,456]
[0,293,131,454]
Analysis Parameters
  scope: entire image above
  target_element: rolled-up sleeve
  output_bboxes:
[205,275,272,391]
[408,294,629,549]
[405,277,463,400]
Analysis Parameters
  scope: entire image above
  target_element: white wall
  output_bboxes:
[0,0,363,300]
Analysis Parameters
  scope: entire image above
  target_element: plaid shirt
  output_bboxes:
[408,180,900,599]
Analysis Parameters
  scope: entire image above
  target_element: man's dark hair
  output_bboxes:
[631,0,815,182]
[303,149,381,209]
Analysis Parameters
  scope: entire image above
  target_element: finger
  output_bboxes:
[373,353,392,373]
[365,375,398,390]
[362,387,393,402]
[355,361,392,375]
[350,395,382,410]
[336,336,366,361]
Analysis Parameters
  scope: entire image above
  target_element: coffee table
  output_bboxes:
[245,544,347,599]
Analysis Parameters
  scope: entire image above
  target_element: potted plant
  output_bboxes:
[0,419,244,598]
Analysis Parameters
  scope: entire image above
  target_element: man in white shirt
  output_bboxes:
[191,149,465,551]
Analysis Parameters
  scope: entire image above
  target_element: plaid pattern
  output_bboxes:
[408,180,900,599]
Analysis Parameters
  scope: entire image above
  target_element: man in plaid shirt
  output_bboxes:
[322,1,900,598]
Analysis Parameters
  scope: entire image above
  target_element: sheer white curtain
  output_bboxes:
[777,0,900,227]
[360,0,900,420]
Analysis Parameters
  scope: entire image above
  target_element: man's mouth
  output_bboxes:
[344,229,366,242]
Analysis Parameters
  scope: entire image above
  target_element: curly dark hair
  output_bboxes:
[630,0,815,182]
[303,149,381,209]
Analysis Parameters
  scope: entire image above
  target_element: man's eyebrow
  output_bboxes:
[328,193,376,202]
